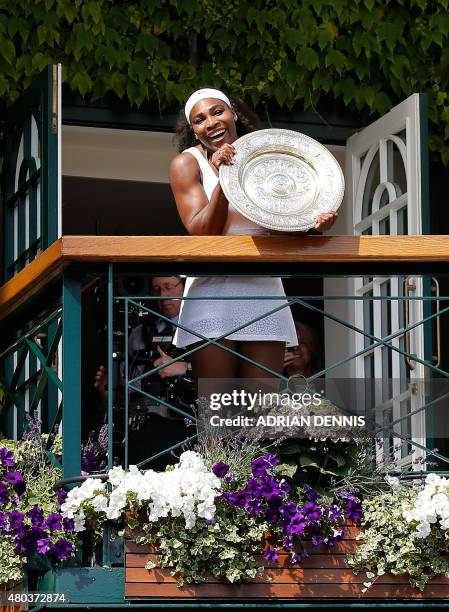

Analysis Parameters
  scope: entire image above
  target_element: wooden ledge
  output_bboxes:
[0,239,64,321]
[60,235,449,262]
[1,235,449,321]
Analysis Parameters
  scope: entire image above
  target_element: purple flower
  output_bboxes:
[0,512,5,530]
[280,501,299,520]
[81,449,97,474]
[246,498,263,517]
[56,489,68,509]
[279,479,291,494]
[326,504,343,522]
[206,518,216,525]
[0,448,14,468]
[212,461,230,478]
[285,513,308,536]
[303,501,322,522]
[51,538,74,561]
[303,484,320,502]
[36,538,51,554]
[43,513,62,532]
[265,508,281,525]
[5,472,25,494]
[264,547,279,563]
[0,483,9,505]
[251,453,280,477]
[27,505,44,527]
[311,534,325,547]
[62,517,75,533]
[7,510,24,532]
[227,490,250,508]
[337,491,357,502]
[343,499,363,522]
[14,528,37,554]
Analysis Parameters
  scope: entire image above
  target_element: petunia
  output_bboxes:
[56,489,68,509]
[36,538,51,555]
[0,483,9,505]
[343,498,363,522]
[27,505,44,526]
[264,547,279,563]
[4,472,25,495]
[51,538,74,561]
[211,461,230,478]
[0,448,14,468]
[62,517,75,533]
[7,510,24,532]
[251,453,280,477]
[43,513,62,532]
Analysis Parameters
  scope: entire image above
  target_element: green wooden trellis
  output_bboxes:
[0,308,63,441]
[106,266,449,472]
[2,65,59,281]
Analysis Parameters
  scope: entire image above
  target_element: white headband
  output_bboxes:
[184,88,232,124]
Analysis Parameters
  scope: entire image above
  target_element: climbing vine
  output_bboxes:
[1,0,449,160]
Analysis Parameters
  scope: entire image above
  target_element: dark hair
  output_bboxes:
[174,92,261,153]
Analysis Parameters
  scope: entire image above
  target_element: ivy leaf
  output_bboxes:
[0,38,15,65]
[127,518,140,530]
[374,92,392,114]
[129,59,148,84]
[145,559,156,570]
[70,71,93,96]
[325,49,346,74]
[283,28,301,52]
[296,47,319,70]
[31,52,52,73]
[376,22,404,52]
[317,22,338,49]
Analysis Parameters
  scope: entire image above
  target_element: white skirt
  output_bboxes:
[173,277,298,348]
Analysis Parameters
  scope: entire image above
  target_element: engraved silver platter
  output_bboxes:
[219,128,344,232]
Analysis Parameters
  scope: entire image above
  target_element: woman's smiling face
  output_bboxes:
[189,98,238,151]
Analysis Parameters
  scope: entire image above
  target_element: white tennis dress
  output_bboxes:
[173,146,298,348]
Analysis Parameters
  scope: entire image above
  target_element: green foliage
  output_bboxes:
[1,1,449,158]
[347,489,449,592]
[276,438,392,496]
[136,504,266,585]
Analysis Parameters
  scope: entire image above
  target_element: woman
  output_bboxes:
[170,88,336,379]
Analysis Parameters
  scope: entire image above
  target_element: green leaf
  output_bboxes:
[296,47,319,70]
[276,462,298,478]
[145,559,156,569]
[70,70,93,96]
[127,518,140,530]
[283,28,302,52]
[299,454,319,467]
[325,49,346,74]
[0,38,15,64]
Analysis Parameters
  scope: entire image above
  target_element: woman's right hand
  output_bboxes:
[210,144,236,171]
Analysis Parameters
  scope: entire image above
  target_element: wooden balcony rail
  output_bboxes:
[1,235,449,321]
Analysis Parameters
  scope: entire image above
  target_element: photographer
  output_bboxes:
[94,276,195,467]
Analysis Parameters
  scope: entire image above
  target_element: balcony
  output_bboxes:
[1,234,449,606]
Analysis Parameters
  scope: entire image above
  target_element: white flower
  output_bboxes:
[415,521,431,539]
[385,475,400,491]
[61,451,221,530]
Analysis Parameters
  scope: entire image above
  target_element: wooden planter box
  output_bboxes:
[0,579,25,612]
[125,526,449,600]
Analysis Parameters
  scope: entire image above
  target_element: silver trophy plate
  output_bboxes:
[219,128,344,232]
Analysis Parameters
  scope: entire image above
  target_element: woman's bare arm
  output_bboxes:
[169,153,229,235]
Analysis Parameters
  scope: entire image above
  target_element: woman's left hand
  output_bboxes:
[314,212,338,232]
